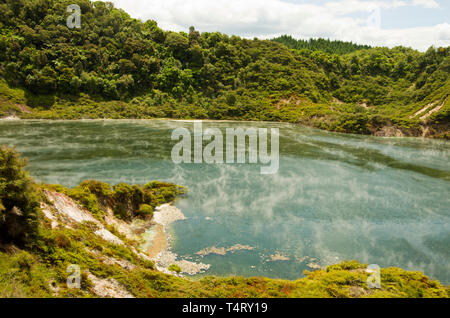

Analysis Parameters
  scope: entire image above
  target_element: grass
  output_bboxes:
[0,250,54,298]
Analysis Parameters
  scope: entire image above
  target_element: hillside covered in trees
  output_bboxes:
[0,0,449,137]
[271,36,372,55]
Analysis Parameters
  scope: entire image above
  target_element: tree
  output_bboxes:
[0,146,40,246]
[70,76,82,93]
[0,0,448,133]
[58,67,76,92]
[25,66,57,94]
[188,26,200,47]
[116,74,135,95]
[165,32,189,60]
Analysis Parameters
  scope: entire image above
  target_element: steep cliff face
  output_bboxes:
[41,188,209,279]
[39,189,163,298]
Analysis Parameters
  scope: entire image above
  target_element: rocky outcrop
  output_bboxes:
[374,126,405,137]
[87,273,135,298]
[42,190,124,245]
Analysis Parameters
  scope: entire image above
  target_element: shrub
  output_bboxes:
[77,180,111,206]
[111,183,143,220]
[137,204,153,219]
[0,145,40,245]
[111,182,187,220]
[54,232,71,248]
[14,251,35,272]
[168,264,182,274]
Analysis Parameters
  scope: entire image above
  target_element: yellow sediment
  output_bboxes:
[268,252,290,261]
[146,224,168,258]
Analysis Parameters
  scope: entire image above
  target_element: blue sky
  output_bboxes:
[105,0,450,51]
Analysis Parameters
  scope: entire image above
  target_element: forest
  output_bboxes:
[271,36,372,55]
[0,0,449,137]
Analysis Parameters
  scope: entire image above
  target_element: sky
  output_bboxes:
[102,0,450,51]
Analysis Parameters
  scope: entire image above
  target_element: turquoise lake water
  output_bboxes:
[0,119,449,283]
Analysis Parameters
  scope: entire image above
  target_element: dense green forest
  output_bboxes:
[271,36,371,55]
[0,0,449,137]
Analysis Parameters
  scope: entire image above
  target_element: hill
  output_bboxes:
[271,35,371,55]
[0,0,448,137]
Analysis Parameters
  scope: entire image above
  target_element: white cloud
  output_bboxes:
[412,0,439,8]
[103,0,449,51]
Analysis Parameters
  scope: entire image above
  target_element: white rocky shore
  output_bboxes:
[147,204,211,276]
[0,115,20,120]
[41,189,210,277]
[153,204,186,227]
[40,190,148,297]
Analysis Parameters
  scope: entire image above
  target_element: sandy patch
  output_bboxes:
[94,228,124,246]
[154,251,210,275]
[374,126,404,137]
[140,204,185,258]
[40,202,59,228]
[0,115,20,120]
[88,249,136,270]
[153,204,186,227]
[142,224,168,258]
[44,190,99,225]
[141,204,210,275]
[410,102,435,119]
[307,262,323,270]
[267,252,290,262]
[420,98,447,120]
[196,244,255,256]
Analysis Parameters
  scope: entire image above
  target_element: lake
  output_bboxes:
[0,119,449,283]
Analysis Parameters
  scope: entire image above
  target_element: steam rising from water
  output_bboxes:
[0,120,449,282]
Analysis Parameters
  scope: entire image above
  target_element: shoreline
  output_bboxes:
[0,116,447,140]
[141,204,210,276]
[143,223,167,259]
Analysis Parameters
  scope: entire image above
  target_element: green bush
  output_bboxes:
[111,183,143,220]
[168,264,182,274]
[109,182,187,220]
[137,204,153,219]
[14,251,35,272]
[0,145,40,245]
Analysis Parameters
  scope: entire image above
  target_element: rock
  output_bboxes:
[87,273,135,298]
[43,190,125,246]
[374,126,404,137]
[154,250,210,275]
[195,244,255,256]
[267,252,290,262]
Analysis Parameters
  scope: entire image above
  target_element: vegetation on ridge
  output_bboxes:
[0,144,40,246]
[271,36,372,55]
[48,179,186,222]
[0,0,448,137]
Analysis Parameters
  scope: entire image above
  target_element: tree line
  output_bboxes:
[0,0,448,134]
